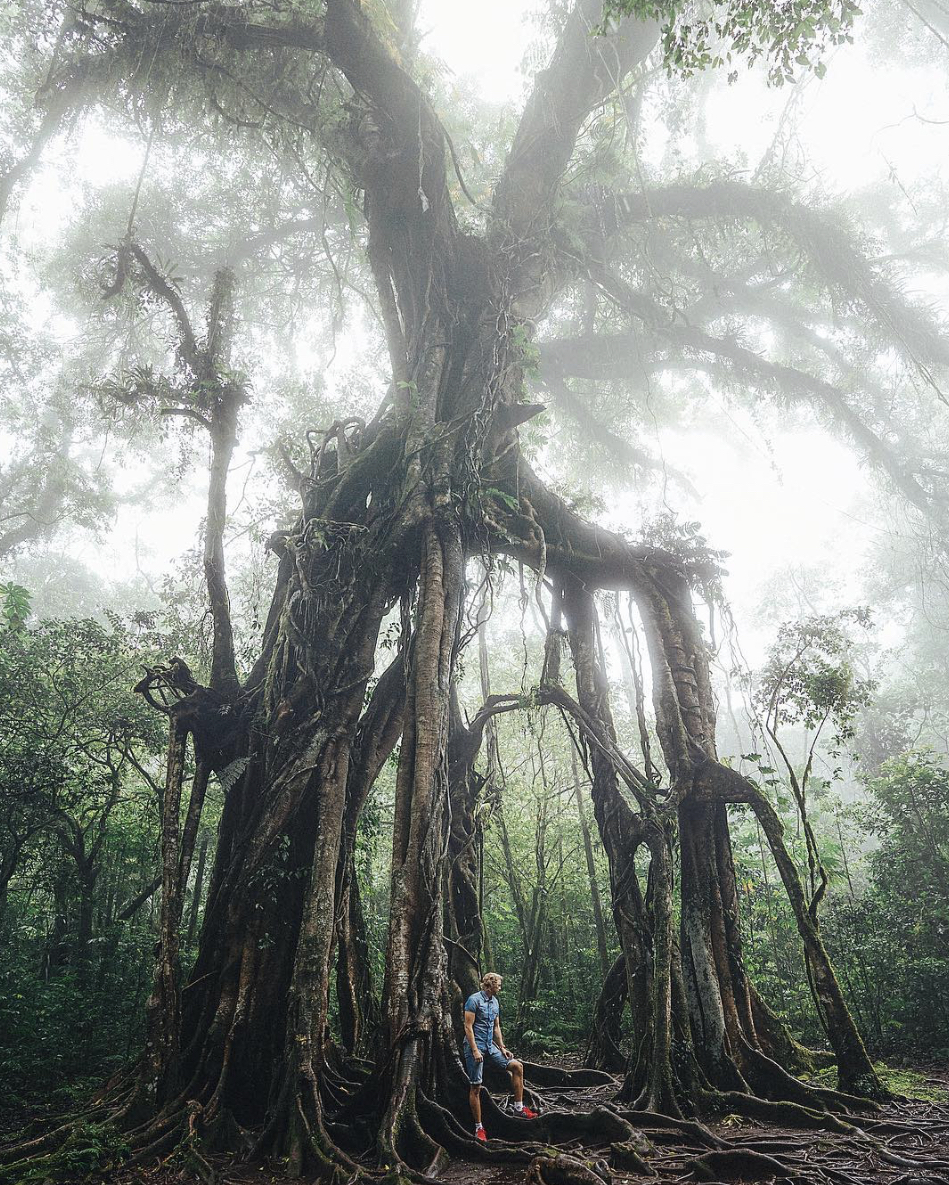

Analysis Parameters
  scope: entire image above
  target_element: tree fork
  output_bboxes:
[495,475,884,1114]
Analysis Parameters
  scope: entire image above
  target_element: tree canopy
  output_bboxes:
[3,2,949,1184]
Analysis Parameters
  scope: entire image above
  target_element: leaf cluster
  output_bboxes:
[602,0,860,86]
[754,609,875,749]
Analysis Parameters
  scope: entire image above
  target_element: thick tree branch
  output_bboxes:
[539,359,698,495]
[492,2,658,307]
[129,244,201,372]
[448,693,523,772]
[78,3,326,55]
[495,3,655,229]
[117,874,162,922]
[487,452,708,592]
[322,0,459,386]
[160,407,212,430]
[600,180,949,380]
[552,267,947,530]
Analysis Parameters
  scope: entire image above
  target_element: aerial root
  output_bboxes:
[805,1084,881,1113]
[0,1089,188,1180]
[844,1133,949,1173]
[615,1107,727,1148]
[685,1147,796,1180]
[522,1061,618,1089]
[418,1091,658,1176]
[0,1094,118,1157]
[608,1137,655,1175]
[6,1052,948,1185]
[416,1094,509,1160]
[699,1089,855,1132]
[477,1093,647,1149]
[262,1077,364,1183]
[738,1045,879,1116]
[401,1104,450,1180]
[0,1125,75,1166]
[526,1151,612,1185]
[122,1104,192,1164]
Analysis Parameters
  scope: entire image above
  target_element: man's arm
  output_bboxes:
[494,1016,511,1059]
[464,1010,483,1060]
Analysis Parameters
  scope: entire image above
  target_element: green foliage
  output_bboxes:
[602,0,860,85]
[730,747,949,1059]
[0,581,30,630]
[484,486,521,513]
[835,751,949,1056]
[0,613,166,837]
[804,1062,949,1102]
[755,610,875,749]
[638,513,727,599]
[0,953,146,1113]
[865,750,949,880]
[0,612,177,1114]
[0,1121,130,1183]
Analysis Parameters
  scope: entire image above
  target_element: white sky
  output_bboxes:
[8,1,949,665]
[419,0,534,104]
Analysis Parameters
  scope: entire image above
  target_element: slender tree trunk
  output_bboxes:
[571,746,610,980]
[142,718,189,1105]
[185,829,210,948]
[737,782,883,1096]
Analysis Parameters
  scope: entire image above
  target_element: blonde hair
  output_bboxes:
[481,972,502,990]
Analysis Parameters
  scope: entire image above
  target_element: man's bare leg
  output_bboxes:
[508,1058,524,1104]
[469,1083,483,1128]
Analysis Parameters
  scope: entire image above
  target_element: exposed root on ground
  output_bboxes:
[4,1060,949,1185]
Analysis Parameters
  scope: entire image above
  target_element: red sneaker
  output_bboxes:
[518,1105,538,1119]
[475,1127,487,1142]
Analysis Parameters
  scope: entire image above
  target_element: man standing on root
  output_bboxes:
[463,971,537,1141]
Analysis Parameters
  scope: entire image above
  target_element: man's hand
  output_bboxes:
[501,1047,512,1060]
[472,1048,483,1062]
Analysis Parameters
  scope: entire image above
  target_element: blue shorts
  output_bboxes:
[464,1042,511,1085]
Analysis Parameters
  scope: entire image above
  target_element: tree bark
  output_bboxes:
[571,746,611,981]
[185,830,210,948]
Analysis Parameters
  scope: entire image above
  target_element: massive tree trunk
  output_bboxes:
[1,4,896,1183]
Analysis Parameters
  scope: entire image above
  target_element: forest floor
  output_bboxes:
[5,1062,948,1184]
[88,1063,949,1185]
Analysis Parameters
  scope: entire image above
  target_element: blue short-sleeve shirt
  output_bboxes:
[464,990,499,1050]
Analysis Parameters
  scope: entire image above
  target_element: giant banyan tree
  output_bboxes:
[6,1,949,1182]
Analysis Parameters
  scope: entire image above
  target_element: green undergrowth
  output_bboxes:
[0,1122,130,1184]
[803,1062,949,1102]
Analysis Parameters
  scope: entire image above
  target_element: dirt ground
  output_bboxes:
[90,1065,949,1185]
